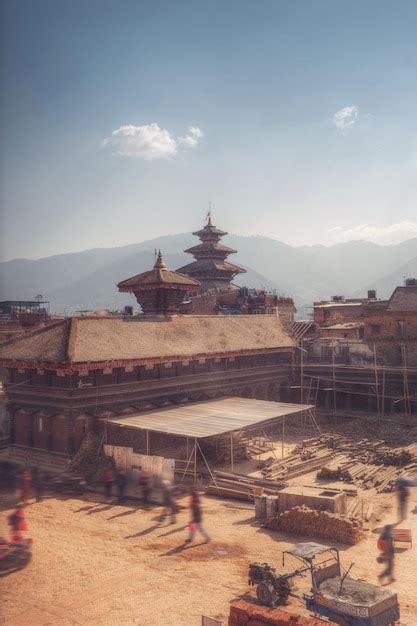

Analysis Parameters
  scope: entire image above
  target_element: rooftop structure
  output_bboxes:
[117,250,199,314]
[177,214,246,293]
[108,397,312,439]
[0,314,294,371]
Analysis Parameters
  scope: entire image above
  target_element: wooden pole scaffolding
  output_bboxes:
[381,366,386,419]
[196,441,221,495]
[180,440,196,483]
[332,343,337,423]
[194,437,197,484]
[373,344,380,417]
[300,338,304,404]
[230,432,234,472]
[281,416,285,459]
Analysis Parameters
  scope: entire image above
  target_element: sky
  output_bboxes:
[1,0,417,261]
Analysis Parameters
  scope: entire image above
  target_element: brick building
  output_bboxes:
[364,279,417,366]
[0,300,53,342]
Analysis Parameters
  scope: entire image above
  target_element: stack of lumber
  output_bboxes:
[206,470,287,501]
[201,433,273,464]
[264,505,364,545]
[288,434,417,493]
[261,438,336,480]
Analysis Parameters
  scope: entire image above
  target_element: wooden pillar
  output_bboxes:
[146,430,150,455]
[194,438,197,484]
[281,416,285,459]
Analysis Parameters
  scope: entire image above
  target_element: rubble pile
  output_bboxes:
[264,505,364,545]
[69,433,115,485]
[229,600,331,626]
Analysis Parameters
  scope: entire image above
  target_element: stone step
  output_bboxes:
[7,445,70,469]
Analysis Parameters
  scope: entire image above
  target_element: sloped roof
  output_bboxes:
[289,321,316,340]
[184,242,237,255]
[386,285,417,312]
[0,314,294,369]
[109,398,313,438]
[177,259,246,275]
[118,251,199,291]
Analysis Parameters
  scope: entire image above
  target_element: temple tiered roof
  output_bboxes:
[177,215,245,292]
[118,251,199,314]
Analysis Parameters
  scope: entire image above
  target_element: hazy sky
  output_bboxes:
[1,0,417,261]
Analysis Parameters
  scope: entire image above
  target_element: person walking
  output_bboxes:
[103,467,115,502]
[185,489,210,543]
[138,467,150,508]
[116,470,128,504]
[396,481,410,522]
[8,504,28,543]
[378,525,395,584]
[161,481,177,524]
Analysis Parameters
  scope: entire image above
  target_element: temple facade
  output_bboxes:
[176,216,246,293]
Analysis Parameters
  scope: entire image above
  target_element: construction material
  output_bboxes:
[207,470,287,501]
[255,494,279,520]
[264,506,364,545]
[277,485,347,515]
[228,600,329,626]
[391,528,412,547]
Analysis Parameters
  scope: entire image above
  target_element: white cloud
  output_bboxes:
[178,126,204,147]
[326,222,417,245]
[333,105,359,134]
[102,123,203,160]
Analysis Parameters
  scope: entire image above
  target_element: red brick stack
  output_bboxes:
[264,505,364,545]
[228,600,334,625]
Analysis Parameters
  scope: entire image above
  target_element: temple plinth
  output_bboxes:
[177,215,246,293]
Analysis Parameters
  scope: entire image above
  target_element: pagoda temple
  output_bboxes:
[176,215,246,293]
[117,250,199,315]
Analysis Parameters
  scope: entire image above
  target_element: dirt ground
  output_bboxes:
[1,481,416,626]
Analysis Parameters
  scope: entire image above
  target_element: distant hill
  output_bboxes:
[355,256,417,300]
[1,234,416,314]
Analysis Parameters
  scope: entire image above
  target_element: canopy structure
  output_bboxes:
[107,397,317,483]
[109,397,315,439]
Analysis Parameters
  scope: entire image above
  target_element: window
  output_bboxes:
[395,320,405,339]
[358,327,364,339]
[371,324,381,336]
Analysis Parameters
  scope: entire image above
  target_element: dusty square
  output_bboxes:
[1,485,416,626]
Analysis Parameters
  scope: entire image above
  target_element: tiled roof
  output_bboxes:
[184,242,237,255]
[0,315,294,368]
[118,251,200,291]
[177,259,246,275]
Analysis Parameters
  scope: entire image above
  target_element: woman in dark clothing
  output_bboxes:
[185,489,210,543]
[378,525,395,584]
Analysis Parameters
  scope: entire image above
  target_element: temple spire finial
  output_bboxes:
[154,249,167,269]
[206,201,212,225]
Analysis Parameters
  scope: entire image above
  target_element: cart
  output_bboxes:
[282,542,400,626]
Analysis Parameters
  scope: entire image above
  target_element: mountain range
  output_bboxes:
[1,234,416,316]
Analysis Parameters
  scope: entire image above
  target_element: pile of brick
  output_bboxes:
[264,506,364,545]
[229,600,335,625]
[69,433,115,485]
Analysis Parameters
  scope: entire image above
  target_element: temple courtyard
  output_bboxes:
[1,482,416,626]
